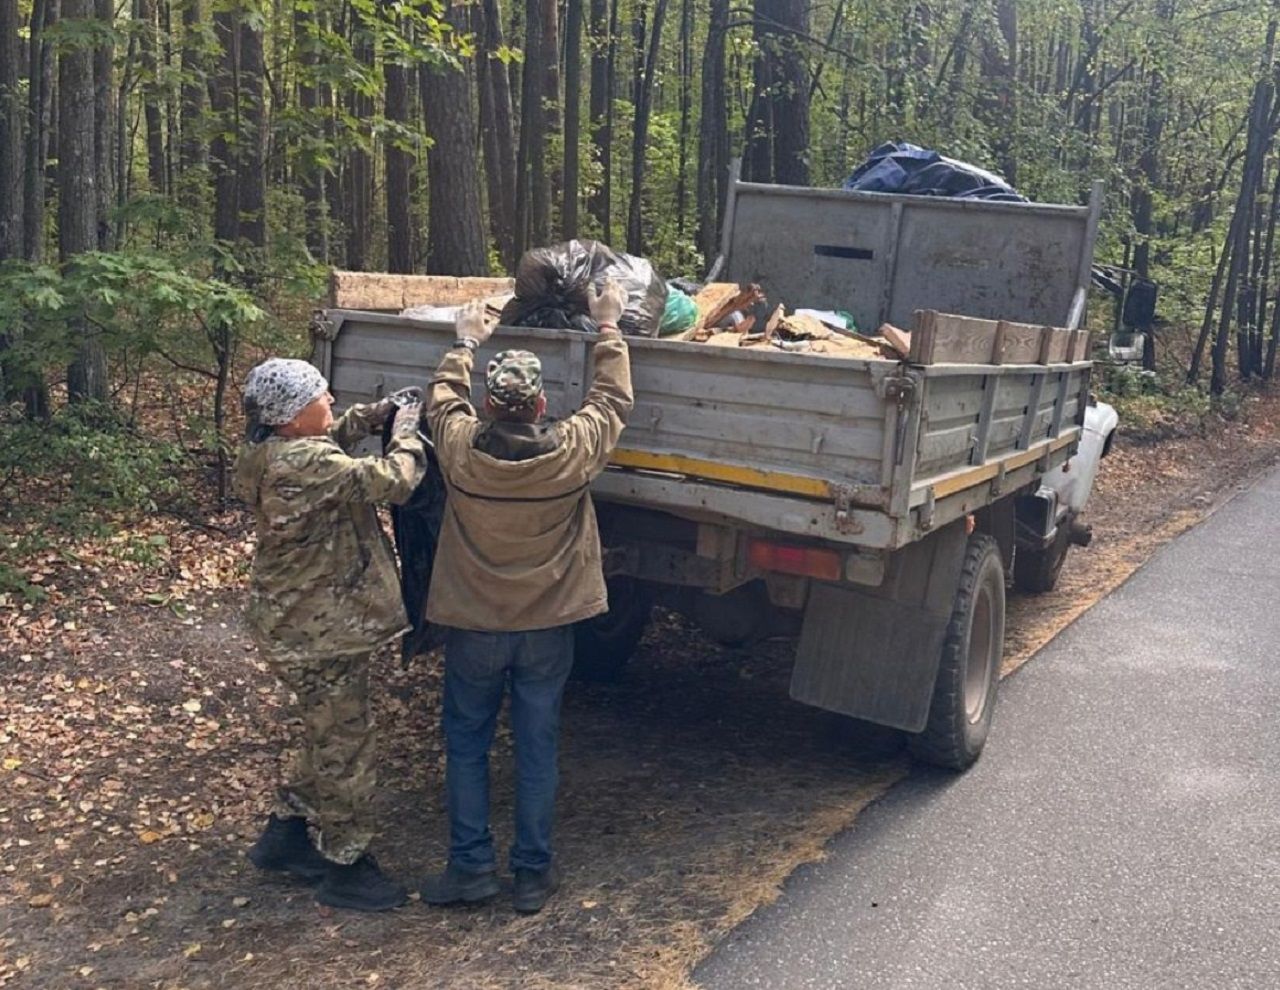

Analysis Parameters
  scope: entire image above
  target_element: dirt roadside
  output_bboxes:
[2,391,1278,990]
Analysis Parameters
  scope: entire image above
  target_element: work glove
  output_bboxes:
[587,278,627,329]
[369,386,424,427]
[391,398,424,438]
[455,300,493,346]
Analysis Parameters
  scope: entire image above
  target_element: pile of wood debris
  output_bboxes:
[674,282,911,361]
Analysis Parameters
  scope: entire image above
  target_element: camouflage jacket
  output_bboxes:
[234,403,428,661]
[425,332,633,632]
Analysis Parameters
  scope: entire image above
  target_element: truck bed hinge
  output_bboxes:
[833,484,865,535]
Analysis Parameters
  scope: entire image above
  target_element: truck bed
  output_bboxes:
[313,309,1090,551]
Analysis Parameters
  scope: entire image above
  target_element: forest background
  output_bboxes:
[2,0,1280,589]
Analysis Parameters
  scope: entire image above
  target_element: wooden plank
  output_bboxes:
[991,321,1009,364]
[879,322,912,358]
[1036,325,1054,364]
[1000,322,1043,364]
[1045,327,1072,363]
[910,309,1083,367]
[910,309,938,363]
[329,270,514,310]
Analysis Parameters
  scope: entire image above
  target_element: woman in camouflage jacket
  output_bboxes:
[233,357,426,912]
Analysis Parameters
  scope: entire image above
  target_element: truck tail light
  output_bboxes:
[747,539,842,582]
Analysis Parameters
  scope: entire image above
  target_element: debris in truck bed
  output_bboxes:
[671,282,898,359]
[878,322,912,358]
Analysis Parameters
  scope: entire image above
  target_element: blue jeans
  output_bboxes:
[442,626,575,874]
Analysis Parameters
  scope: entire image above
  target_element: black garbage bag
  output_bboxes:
[381,417,448,663]
[498,239,667,336]
[843,141,1026,202]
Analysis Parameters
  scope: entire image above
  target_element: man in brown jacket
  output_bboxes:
[420,281,632,914]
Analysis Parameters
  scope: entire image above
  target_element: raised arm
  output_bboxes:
[281,402,427,508]
[563,280,635,475]
[329,387,424,453]
[427,300,490,454]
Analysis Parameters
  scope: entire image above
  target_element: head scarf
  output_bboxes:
[243,358,329,439]
[485,350,544,410]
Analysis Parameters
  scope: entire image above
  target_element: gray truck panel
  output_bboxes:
[723,180,1094,332]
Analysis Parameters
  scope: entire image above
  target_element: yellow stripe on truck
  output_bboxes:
[607,449,833,499]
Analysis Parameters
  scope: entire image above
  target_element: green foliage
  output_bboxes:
[0,251,267,393]
[1094,362,1220,440]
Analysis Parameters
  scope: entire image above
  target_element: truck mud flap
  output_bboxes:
[790,520,968,732]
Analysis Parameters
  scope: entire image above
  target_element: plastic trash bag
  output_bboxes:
[659,287,699,336]
[843,141,1026,202]
[498,239,668,336]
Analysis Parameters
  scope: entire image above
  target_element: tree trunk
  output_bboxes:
[587,0,611,234]
[533,0,560,242]
[981,0,1019,184]
[563,0,583,238]
[62,0,107,403]
[697,0,728,266]
[24,0,56,263]
[626,0,668,254]
[1213,74,1274,390]
[477,0,517,267]
[1132,0,1171,372]
[93,0,115,249]
[345,25,374,269]
[209,8,239,243]
[178,0,207,212]
[294,0,327,260]
[384,19,415,273]
[515,0,543,255]
[744,0,773,182]
[674,0,691,245]
[423,1,490,275]
[139,0,167,195]
[0,0,22,260]
[238,14,266,248]
[770,0,809,185]
[21,0,55,429]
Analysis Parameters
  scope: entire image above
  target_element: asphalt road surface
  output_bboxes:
[697,467,1280,990]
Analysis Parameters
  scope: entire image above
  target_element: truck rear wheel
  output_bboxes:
[908,534,1005,771]
[572,577,654,682]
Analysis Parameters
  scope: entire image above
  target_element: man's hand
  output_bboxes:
[587,278,627,329]
[369,386,424,427]
[391,398,424,438]
[455,299,493,346]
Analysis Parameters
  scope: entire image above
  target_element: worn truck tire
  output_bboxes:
[1015,521,1072,594]
[908,534,1005,771]
[572,578,655,682]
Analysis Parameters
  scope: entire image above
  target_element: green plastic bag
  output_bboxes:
[659,286,699,337]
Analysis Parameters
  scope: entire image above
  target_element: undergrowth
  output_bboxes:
[0,402,194,601]
[1094,362,1245,443]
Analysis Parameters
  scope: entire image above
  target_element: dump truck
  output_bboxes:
[312,172,1111,770]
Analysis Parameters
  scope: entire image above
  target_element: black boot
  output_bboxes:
[246,815,329,882]
[315,855,407,912]
[420,864,501,906]
[512,864,560,914]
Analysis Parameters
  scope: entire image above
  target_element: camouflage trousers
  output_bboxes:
[267,651,377,865]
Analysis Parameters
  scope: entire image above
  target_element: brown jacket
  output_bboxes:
[233,403,427,661]
[425,332,633,632]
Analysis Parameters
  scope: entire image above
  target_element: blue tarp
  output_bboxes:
[843,141,1026,202]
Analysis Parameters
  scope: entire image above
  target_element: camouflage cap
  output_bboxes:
[485,350,544,409]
